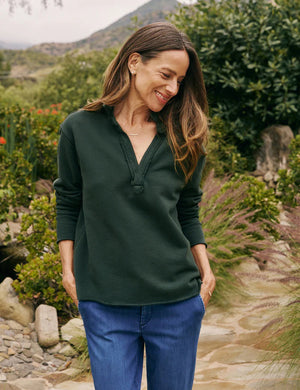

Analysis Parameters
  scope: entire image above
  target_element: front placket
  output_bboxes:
[119,132,165,194]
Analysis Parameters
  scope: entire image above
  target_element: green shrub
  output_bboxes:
[171,0,300,167]
[277,135,300,206]
[0,149,34,223]
[0,105,63,182]
[13,195,78,319]
[222,174,280,224]
[35,49,116,113]
[205,115,247,178]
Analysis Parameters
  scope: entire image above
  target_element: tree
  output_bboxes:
[35,48,116,113]
[170,0,300,168]
[3,0,62,14]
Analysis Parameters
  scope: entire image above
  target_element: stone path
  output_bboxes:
[1,253,299,389]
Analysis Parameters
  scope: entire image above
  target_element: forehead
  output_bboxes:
[147,50,190,76]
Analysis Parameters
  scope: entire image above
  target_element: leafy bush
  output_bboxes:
[205,115,247,178]
[0,104,63,181]
[171,0,300,167]
[222,174,280,224]
[277,135,300,206]
[35,49,116,113]
[0,149,34,223]
[12,196,78,319]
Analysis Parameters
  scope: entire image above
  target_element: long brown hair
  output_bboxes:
[83,22,209,182]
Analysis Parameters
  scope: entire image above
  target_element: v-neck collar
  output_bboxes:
[102,104,166,194]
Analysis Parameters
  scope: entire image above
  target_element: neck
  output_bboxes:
[114,96,151,127]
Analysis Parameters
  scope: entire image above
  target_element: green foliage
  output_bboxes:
[170,0,300,167]
[277,135,300,206]
[0,51,11,86]
[205,115,247,177]
[222,174,280,224]
[13,195,78,318]
[35,49,116,113]
[200,172,277,306]
[0,82,41,109]
[2,49,58,70]
[0,105,63,182]
[0,149,33,223]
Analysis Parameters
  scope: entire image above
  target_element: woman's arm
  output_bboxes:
[59,240,78,306]
[191,243,216,308]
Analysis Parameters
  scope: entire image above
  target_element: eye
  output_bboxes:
[161,72,170,79]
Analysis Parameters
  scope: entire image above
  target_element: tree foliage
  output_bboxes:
[170,0,300,167]
[35,49,116,113]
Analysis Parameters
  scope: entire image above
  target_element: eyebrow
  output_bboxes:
[161,67,185,79]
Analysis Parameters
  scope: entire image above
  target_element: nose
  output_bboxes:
[166,79,179,96]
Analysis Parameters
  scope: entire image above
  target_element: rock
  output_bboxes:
[35,305,59,348]
[264,171,273,182]
[60,318,86,350]
[8,348,16,355]
[0,241,27,281]
[32,354,44,363]
[256,125,294,175]
[53,380,95,389]
[47,343,62,354]
[9,378,50,390]
[58,344,77,357]
[0,278,34,326]
[0,384,21,390]
[6,320,24,331]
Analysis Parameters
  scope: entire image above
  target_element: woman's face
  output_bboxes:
[128,50,190,112]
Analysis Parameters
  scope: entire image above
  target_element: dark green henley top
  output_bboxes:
[54,105,206,306]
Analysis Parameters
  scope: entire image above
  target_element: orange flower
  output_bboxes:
[0,136,6,145]
[37,109,43,114]
[51,109,58,115]
[53,140,57,146]
[50,104,57,108]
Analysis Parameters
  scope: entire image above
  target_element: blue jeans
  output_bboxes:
[79,295,205,390]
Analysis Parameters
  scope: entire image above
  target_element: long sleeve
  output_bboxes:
[176,154,206,247]
[53,126,82,243]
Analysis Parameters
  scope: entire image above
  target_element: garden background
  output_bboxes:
[0,0,299,386]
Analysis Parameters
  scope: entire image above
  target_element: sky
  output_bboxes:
[0,0,195,46]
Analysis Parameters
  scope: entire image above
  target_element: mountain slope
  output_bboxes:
[30,0,179,56]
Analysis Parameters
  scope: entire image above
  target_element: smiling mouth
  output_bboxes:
[155,90,169,103]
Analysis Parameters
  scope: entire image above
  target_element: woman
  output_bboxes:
[54,22,215,390]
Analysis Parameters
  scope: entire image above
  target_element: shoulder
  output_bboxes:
[60,108,107,140]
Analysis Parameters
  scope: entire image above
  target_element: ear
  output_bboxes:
[128,53,141,75]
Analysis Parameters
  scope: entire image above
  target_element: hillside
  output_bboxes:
[30,0,179,56]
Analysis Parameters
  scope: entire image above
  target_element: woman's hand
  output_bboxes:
[191,244,216,309]
[62,271,78,307]
[59,240,78,307]
[200,270,216,309]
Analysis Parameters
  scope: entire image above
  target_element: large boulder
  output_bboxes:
[256,125,294,185]
[0,277,34,326]
[35,304,59,348]
[61,318,86,351]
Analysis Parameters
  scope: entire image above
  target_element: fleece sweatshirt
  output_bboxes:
[54,105,206,306]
